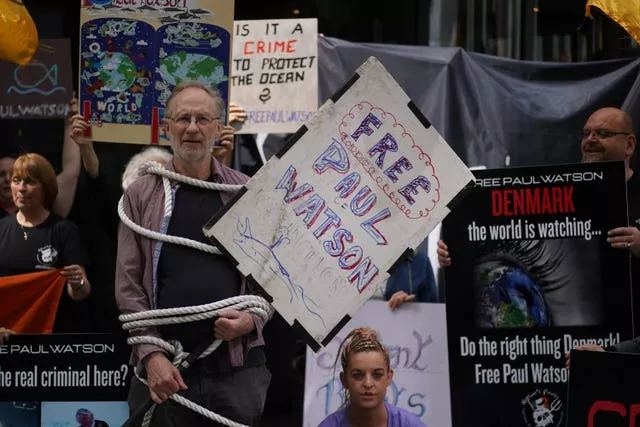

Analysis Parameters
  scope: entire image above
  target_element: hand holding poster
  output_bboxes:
[303,300,452,427]
[442,162,633,427]
[230,19,318,134]
[78,0,233,145]
[204,56,475,349]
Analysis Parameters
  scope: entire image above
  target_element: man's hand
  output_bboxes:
[212,125,234,166]
[437,240,452,267]
[68,96,79,117]
[0,327,15,345]
[214,310,255,341]
[564,344,604,369]
[69,114,90,146]
[228,103,247,126]
[388,290,417,310]
[144,352,187,404]
[607,227,640,258]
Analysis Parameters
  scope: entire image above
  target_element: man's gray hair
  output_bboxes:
[164,80,225,121]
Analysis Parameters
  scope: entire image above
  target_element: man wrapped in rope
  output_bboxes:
[116,80,273,427]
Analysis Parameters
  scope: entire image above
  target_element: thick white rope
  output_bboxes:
[118,161,272,427]
[117,161,244,255]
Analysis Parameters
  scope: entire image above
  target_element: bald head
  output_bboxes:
[581,107,637,167]
[591,107,634,133]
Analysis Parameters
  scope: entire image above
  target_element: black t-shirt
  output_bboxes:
[627,172,640,333]
[68,169,120,334]
[0,213,90,332]
[157,179,265,371]
[0,208,9,220]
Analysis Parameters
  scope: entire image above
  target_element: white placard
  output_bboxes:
[303,301,452,427]
[230,18,318,134]
[204,56,474,348]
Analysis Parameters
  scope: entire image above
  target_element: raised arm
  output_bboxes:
[53,99,82,218]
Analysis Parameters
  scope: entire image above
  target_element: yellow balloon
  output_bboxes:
[0,0,38,65]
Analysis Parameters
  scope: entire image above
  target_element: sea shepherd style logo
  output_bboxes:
[521,389,564,427]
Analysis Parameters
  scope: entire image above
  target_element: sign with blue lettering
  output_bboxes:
[204,56,475,349]
[230,18,317,134]
[302,300,452,427]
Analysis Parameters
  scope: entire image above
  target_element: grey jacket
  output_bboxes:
[115,156,267,370]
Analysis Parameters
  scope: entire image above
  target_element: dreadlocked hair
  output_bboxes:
[333,327,390,407]
[339,327,390,372]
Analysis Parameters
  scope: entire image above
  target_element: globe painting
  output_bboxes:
[157,51,227,93]
[98,52,137,92]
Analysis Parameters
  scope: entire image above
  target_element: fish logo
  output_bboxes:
[7,63,66,96]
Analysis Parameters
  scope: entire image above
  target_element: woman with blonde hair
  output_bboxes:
[319,327,425,427]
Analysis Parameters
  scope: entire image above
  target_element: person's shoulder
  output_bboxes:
[318,408,347,427]
[48,214,81,234]
[217,160,250,185]
[123,173,161,201]
[388,403,426,426]
[0,213,14,225]
[0,214,15,232]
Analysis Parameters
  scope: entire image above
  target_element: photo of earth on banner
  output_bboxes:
[155,22,230,141]
[442,161,633,427]
[80,18,155,127]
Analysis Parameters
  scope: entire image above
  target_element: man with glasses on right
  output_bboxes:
[581,108,640,258]
[565,107,640,358]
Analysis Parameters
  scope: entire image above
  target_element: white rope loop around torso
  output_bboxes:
[118,161,272,427]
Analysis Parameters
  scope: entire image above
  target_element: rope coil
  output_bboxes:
[118,161,272,427]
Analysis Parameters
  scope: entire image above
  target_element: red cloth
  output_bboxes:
[0,270,66,333]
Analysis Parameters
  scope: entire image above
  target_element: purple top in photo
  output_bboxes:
[318,402,425,427]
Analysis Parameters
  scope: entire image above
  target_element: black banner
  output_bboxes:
[567,350,640,427]
[0,333,131,401]
[442,161,633,427]
[0,39,73,119]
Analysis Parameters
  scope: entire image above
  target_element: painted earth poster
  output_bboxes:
[78,0,233,144]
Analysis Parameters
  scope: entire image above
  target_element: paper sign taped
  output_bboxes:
[230,18,318,134]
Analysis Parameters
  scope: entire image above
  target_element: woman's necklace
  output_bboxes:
[17,211,45,241]
[20,222,28,240]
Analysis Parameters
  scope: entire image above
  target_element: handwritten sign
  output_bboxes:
[0,39,72,119]
[203,56,475,349]
[303,300,452,427]
[79,0,233,145]
[230,18,318,134]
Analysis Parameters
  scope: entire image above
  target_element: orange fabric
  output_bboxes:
[586,0,640,44]
[0,270,66,334]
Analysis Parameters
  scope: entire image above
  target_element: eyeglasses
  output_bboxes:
[582,129,631,139]
[170,114,220,127]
